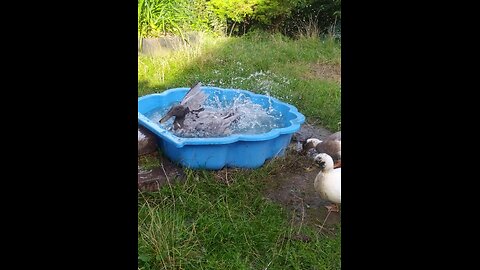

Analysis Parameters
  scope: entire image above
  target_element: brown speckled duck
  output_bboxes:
[303,131,341,168]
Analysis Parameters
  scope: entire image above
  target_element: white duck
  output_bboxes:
[314,153,341,212]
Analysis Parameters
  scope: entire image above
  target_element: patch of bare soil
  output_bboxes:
[303,62,341,83]
[292,122,333,142]
[263,150,341,233]
[138,152,186,192]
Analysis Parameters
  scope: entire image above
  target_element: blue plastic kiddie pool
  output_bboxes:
[138,86,305,169]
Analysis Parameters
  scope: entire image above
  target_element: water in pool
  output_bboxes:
[144,92,286,138]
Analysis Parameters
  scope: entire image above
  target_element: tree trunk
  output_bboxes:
[229,21,237,37]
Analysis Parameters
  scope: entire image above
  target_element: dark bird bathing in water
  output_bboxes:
[159,82,207,130]
[159,82,241,136]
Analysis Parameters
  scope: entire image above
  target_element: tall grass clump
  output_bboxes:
[138,0,215,38]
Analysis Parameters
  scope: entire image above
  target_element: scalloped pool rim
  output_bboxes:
[138,87,305,148]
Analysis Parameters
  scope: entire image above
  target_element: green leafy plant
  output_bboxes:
[138,0,341,37]
[207,0,257,36]
[138,0,213,38]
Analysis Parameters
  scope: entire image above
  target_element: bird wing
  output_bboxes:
[183,109,239,136]
[181,82,208,111]
[328,131,341,141]
[316,140,341,162]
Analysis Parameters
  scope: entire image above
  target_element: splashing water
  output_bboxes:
[205,70,296,104]
[144,92,285,138]
[138,130,146,141]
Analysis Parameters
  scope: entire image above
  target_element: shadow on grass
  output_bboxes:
[138,80,151,92]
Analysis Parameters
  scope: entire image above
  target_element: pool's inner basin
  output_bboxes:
[144,90,286,138]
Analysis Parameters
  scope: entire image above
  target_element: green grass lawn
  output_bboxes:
[138,31,341,269]
[138,31,341,131]
[138,161,341,270]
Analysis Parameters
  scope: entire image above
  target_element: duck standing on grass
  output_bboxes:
[303,131,341,168]
[314,153,341,212]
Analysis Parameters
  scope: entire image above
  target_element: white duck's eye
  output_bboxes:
[314,157,325,167]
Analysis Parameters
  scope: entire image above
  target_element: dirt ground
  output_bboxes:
[262,154,341,232]
[302,62,341,83]
[138,151,186,192]
[138,123,340,231]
